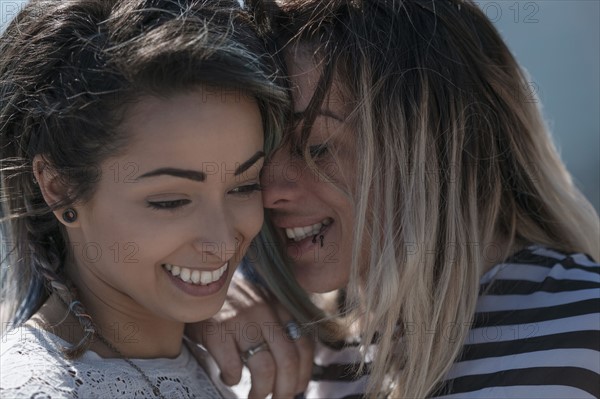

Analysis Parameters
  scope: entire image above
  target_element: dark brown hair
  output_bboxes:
[0,0,288,358]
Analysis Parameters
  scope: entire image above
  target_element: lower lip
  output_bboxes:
[164,266,229,297]
[285,224,332,260]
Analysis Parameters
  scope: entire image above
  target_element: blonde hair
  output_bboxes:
[252,0,599,397]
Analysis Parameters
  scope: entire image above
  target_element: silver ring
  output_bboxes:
[284,320,302,342]
[240,341,269,365]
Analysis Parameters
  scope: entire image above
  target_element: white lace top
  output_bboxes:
[0,325,223,398]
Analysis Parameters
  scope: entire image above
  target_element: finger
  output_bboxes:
[244,347,276,399]
[274,305,314,395]
[229,304,295,398]
[201,319,244,385]
[270,305,310,397]
[293,335,314,394]
[239,315,297,398]
[266,324,301,398]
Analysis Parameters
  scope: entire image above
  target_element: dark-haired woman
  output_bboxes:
[0,0,286,397]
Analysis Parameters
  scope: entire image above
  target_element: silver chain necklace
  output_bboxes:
[57,296,166,399]
[92,331,166,399]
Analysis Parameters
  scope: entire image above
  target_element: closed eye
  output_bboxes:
[146,199,191,210]
[309,144,329,158]
[292,144,329,159]
[229,183,262,196]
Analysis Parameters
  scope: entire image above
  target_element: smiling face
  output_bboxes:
[65,89,264,323]
[262,50,356,293]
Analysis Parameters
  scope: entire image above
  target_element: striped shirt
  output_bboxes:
[305,245,600,398]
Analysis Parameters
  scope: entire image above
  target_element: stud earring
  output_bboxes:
[62,208,78,223]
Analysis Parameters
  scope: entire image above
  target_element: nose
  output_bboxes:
[191,205,238,263]
[261,144,303,209]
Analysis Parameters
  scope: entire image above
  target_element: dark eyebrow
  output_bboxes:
[235,151,265,176]
[137,168,206,182]
[293,109,345,122]
[136,151,265,182]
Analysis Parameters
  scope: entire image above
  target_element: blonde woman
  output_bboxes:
[190,0,600,398]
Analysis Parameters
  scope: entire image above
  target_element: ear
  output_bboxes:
[32,155,81,228]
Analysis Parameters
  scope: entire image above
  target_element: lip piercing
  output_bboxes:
[312,235,325,247]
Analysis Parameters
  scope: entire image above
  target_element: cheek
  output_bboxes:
[80,207,177,262]
[231,197,264,240]
[80,210,131,247]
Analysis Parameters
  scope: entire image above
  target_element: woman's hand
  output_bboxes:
[186,276,314,399]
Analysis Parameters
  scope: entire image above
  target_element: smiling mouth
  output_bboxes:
[285,217,333,242]
[162,262,228,285]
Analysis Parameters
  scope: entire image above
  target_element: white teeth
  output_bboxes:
[191,270,200,284]
[284,218,333,242]
[200,271,212,285]
[180,268,191,282]
[163,262,228,286]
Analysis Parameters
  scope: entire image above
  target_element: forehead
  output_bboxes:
[111,90,264,173]
[285,45,347,117]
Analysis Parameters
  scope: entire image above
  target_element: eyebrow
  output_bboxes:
[137,168,206,182]
[293,109,345,122]
[234,151,265,176]
[136,151,265,182]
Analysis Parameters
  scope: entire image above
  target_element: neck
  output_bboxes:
[31,292,184,360]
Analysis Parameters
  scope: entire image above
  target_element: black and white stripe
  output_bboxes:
[304,245,600,399]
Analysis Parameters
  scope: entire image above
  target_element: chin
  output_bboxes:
[166,300,225,324]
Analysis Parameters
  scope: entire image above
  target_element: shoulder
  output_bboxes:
[438,245,599,398]
[1,327,224,399]
[1,324,71,371]
[1,325,79,398]
[481,244,598,285]
[476,245,599,327]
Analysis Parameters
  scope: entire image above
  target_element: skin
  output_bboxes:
[263,48,357,293]
[31,89,265,359]
[193,276,315,398]
[192,49,355,398]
